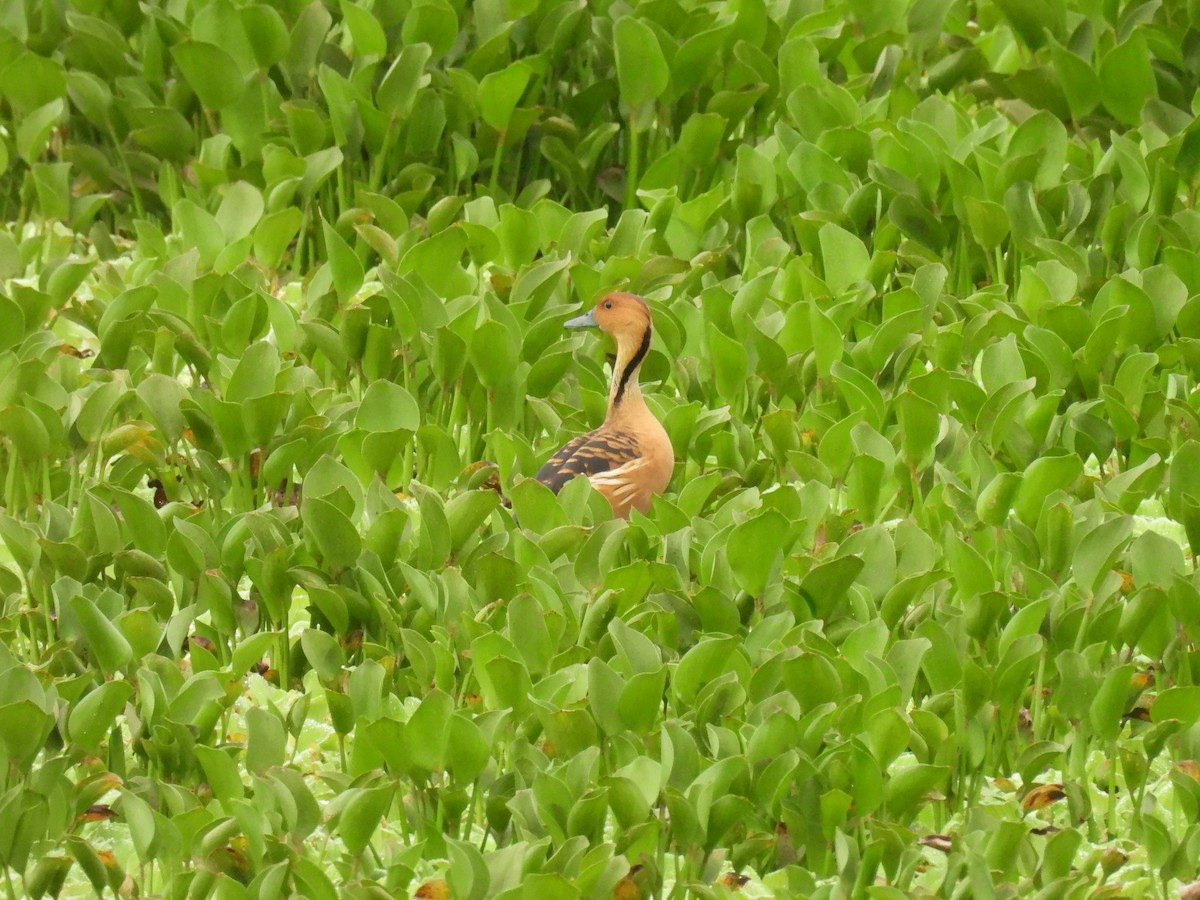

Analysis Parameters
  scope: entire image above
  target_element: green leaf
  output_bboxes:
[16,98,63,163]
[1089,664,1134,742]
[339,0,387,58]
[469,319,519,390]
[478,61,531,133]
[726,509,790,597]
[69,594,132,675]
[1099,35,1156,126]
[303,497,362,568]
[1151,686,1200,726]
[338,785,394,856]
[446,490,499,555]
[216,181,265,243]
[195,745,246,802]
[322,217,364,302]
[819,222,871,295]
[446,714,489,781]
[406,689,453,775]
[68,681,132,752]
[241,4,291,67]
[172,40,245,109]
[301,629,345,682]
[357,380,420,432]
[378,43,431,117]
[884,764,950,820]
[614,16,669,113]
[673,637,749,705]
[246,705,286,774]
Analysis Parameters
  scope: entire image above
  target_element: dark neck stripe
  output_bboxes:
[613,326,651,406]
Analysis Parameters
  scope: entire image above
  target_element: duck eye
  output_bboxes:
[603,300,613,309]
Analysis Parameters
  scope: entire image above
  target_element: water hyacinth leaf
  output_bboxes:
[303,497,362,568]
[0,405,49,459]
[726,509,790,597]
[819,222,870,295]
[301,629,344,683]
[246,706,286,774]
[1089,664,1134,742]
[241,4,290,67]
[965,197,1009,248]
[1099,34,1156,126]
[357,380,420,432]
[673,637,749,705]
[1169,441,1200,553]
[1048,39,1100,119]
[68,680,132,752]
[446,714,489,781]
[339,0,387,58]
[378,42,431,117]
[216,182,265,243]
[1072,517,1133,596]
[446,490,500,554]
[992,0,1063,49]
[401,0,457,58]
[406,689,453,775]
[0,701,52,769]
[470,319,520,390]
[321,217,364,302]
[479,61,531,133]
[884,764,950,820]
[614,16,669,114]
[338,785,394,856]
[69,594,132,675]
[16,98,62,163]
[1150,687,1200,726]
[195,744,246,802]
[1014,453,1082,526]
[171,40,245,109]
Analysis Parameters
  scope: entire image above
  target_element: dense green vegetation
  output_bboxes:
[3,0,1200,896]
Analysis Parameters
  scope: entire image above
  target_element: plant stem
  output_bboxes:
[489,135,505,197]
[624,124,640,210]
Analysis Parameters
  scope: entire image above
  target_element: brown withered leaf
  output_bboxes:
[414,878,451,899]
[919,834,953,853]
[1099,847,1127,875]
[147,478,169,508]
[716,872,751,889]
[1177,760,1200,782]
[1181,879,1200,900]
[78,804,117,823]
[208,845,252,884]
[1021,783,1066,810]
[187,634,216,653]
[612,865,644,900]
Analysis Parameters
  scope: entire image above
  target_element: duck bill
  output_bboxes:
[564,309,598,329]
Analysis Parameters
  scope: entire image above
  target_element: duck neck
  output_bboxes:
[607,325,652,417]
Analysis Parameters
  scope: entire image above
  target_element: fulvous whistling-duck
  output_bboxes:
[536,292,674,518]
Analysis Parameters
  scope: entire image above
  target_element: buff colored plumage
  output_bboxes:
[536,292,673,518]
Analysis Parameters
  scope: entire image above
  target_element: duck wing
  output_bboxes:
[535,428,642,494]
